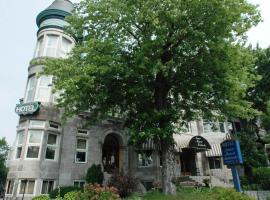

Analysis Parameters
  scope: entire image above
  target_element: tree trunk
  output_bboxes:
[161,140,176,195]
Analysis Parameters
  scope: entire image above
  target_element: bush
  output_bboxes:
[64,191,79,200]
[49,186,83,198]
[203,178,210,188]
[252,167,270,190]
[77,184,120,200]
[32,195,50,200]
[86,164,104,185]
[213,187,255,200]
[108,171,139,197]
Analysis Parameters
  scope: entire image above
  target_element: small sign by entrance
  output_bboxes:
[189,136,211,150]
[15,101,40,116]
[221,139,243,192]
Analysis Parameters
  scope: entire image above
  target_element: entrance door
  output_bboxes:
[180,148,197,176]
[102,134,119,173]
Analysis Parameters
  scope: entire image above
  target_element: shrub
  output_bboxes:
[252,167,270,190]
[32,195,50,200]
[108,171,139,197]
[77,184,120,200]
[86,164,104,185]
[64,191,79,200]
[49,186,83,198]
[213,187,255,200]
[203,178,210,188]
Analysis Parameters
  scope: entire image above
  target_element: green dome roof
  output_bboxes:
[36,0,74,31]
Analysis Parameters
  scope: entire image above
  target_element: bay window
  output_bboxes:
[45,133,59,160]
[35,75,52,102]
[25,130,43,159]
[75,138,87,163]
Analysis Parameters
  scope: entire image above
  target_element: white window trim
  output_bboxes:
[75,138,88,164]
[77,129,89,136]
[44,34,60,58]
[24,76,37,103]
[34,36,44,58]
[17,121,27,131]
[14,131,25,160]
[17,179,37,197]
[41,179,55,194]
[5,179,14,196]
[45,133,60,162]
[29,120,46,129]
[25,130,44,160]
[59,36,73,58]
[34,76,53,102]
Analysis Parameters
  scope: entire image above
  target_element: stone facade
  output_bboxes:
[5,1,233,199]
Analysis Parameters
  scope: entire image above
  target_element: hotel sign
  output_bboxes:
[15,101,40,116]
[221,140,243,165]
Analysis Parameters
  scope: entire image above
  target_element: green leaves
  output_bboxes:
[44,0,260,144]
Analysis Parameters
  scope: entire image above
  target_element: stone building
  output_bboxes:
[5,0,233,199]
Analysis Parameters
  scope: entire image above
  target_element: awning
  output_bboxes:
[174,134,211,152]
[205,143,222,157]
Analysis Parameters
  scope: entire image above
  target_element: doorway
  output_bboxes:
[102,134,119,173]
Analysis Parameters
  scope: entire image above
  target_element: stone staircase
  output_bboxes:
[177,175,233,188]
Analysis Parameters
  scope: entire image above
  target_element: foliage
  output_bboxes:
[248,47,270,113]
[212,187,254,200]
[64,191,79,200]
[234,131,268,169]
[0,138,9,194]
[32,195,50,200]
[108,171,139,197]
[125,187,255,200]
[86,164,104,185]
[44,0,260,193]
[77,184,120,200]
[49,186,83,198]
[252,167,270,190]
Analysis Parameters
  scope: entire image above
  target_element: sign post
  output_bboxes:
[220,140,243,192]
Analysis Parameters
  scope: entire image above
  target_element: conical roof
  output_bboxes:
[46,0,74,13]
[36,0,74,31]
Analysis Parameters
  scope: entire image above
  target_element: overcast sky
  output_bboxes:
[0,0,269,145]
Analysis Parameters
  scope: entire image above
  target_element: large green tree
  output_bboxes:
[0,138,9,195]
[44,0,260,194]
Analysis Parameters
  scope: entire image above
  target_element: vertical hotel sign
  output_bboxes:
[221,140,243,192]
[15,101,40,116]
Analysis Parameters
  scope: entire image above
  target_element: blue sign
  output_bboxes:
[221,139,243,192]
[221,140,243,165]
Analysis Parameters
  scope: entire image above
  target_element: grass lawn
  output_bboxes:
[125,187,255,200]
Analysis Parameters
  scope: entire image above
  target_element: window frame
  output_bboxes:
[73,180,86,188]
[44,34,60,57]
[29,120,46,129]
[45,133,60,161]
[137,150,153,168]
[5,179,14,196]
[34,75,53,102]
[75,138,88,163]
[59,36,73,58]
[25,130,44,160]
[15,131,25,160]
[41,180,55,194]
[208,157,222,170]
[24,76,37,103]
[17,179,36,196]
[34,36,44,58]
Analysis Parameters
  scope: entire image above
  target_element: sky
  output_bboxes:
[0,0,269,145]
